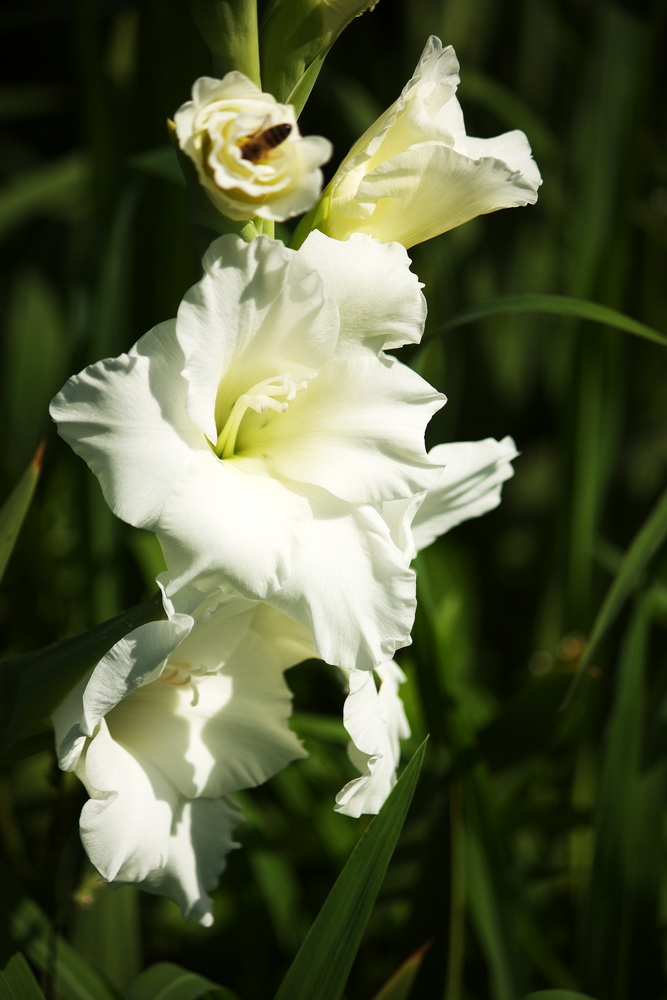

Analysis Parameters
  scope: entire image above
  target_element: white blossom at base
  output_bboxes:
[53,582,313,925]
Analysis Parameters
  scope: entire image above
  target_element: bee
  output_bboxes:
[239,122,293,162]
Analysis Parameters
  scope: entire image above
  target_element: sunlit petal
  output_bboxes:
[335,660,410,817]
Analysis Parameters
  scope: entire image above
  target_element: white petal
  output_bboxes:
[412,436,518,551]
[354,142,541,248]
[466,130,542,190]
[332,39,460,178]
[158,450,312,598]
[52,672,93,773]
[189,72,276,109]
[55,613,194,772]
[298,231,427,353]
[176,236,338,443]
[320,35,540,249]
[377,661,411,741]
[166,581,317,670]
[78,722,242,925]
[335,660,410,817]
[380,492,426,564]
[400,38,462,140]
[49,321,204,529]
[107,631,305,799]
[247,602,316,668]
[267,499,416,671]
[258,354,445,503]
[158,576,257,659]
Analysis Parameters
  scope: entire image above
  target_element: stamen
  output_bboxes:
[157,659,192,687]
[156,661,201,706]
[215,374,308,459]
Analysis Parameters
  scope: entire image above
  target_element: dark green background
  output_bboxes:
[1,1,666,998]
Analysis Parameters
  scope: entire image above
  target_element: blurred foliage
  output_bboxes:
[0,0,666,998]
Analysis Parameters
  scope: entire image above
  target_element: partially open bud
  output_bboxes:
[297,37,542,249]
[174,73,332,223]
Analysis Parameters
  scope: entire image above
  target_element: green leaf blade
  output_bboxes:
[126,963,239,1000]
[0,444,43,584]
[273,739,427,1000]
[577,486,667,676]
[0,866,119,1000]
[0,953,47,1000]
[370,944,430,1000]
[0,592,164,756]
[522,992,599,1000]
[577,598,666,998]
[440,294,667,348]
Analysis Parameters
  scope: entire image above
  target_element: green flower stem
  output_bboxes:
[189,0,261,86]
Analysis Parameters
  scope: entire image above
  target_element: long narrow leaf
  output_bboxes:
[0,954,46,1000]
[71,881,141,993]
[575,487,667,678]
[522,992,599,1000]
[437,294,667,348]
[0,865,119,1000]
[126,963,239,1000]
[273,740,427,1000]
[577,598,665,998]
[0,592,164,755]
[370,943,430,1000]
[0,444,43,584]
[0,154,89,238]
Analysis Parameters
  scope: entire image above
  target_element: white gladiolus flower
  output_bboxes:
[50,232,445,672]
[336,436,518,816]
[53,580,314,926]
[306,36,541,248]
[174,73,332,221]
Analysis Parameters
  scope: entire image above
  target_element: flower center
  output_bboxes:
[214,374,308,459]
[157,659,192,687]
[157,659,203,706]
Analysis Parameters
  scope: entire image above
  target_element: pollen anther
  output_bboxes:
[215,374,308,459]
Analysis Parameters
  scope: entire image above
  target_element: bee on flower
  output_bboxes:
[173,73,332,222]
